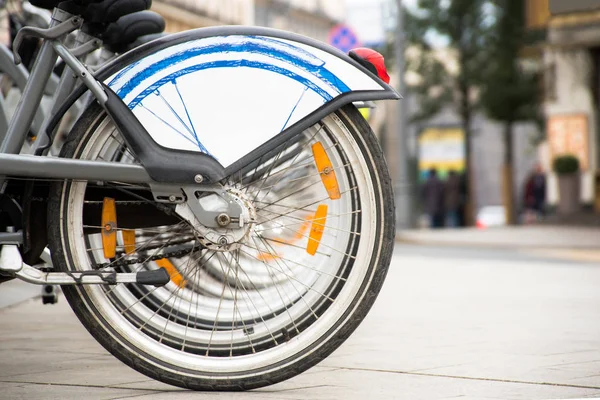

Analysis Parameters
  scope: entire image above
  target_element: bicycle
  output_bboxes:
[0,0,399,390]
[0,0,165,157]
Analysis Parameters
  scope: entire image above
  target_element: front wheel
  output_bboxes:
[48,103,395,390]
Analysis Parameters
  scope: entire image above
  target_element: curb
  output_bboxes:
[394,233,600,251]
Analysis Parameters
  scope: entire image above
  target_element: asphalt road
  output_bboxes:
[1,243,599,399]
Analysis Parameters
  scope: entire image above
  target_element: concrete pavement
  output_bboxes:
[1,244,600,399]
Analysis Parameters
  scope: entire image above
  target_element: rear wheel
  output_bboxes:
[48,102,395,390]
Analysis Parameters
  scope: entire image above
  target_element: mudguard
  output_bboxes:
[53,26,399,176]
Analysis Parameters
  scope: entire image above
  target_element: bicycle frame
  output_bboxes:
[0,8,147,186]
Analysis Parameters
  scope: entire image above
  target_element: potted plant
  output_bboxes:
[552,154,580,214]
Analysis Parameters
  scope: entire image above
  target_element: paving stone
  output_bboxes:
[1,244,600,399]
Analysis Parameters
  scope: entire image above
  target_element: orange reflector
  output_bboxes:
[312,142,340,200]
[155,258,186,288]
[101,197,117,259]
[122,230,136,254]
[307,204,327,255]
[257,221,311,262]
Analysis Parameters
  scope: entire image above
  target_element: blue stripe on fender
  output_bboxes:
[109,37,350,101]
[128,60,333,109]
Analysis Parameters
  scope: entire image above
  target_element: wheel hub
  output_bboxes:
[175,188,256,252]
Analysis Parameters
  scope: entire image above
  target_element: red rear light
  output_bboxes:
[348,48,391,84]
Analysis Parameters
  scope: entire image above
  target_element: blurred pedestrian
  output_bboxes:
[457,171,467,226]
[523,164,546,223]
[422,168,445,228]
[445,170,461,227]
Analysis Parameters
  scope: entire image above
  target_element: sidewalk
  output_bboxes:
[3,247,600,399]
[396,225,600,250]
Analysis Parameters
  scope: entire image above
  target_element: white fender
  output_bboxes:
[105,31,397,168]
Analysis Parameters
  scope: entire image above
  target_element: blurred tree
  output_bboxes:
[404,0,494,225]
[480,0,541,224]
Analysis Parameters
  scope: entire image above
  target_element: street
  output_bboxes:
[1,241,600,399]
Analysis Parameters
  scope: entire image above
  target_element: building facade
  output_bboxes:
[254,0,342,43]
[527,0,600,210]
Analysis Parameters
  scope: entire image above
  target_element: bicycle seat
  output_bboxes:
[103,10,164,53]
[29,0,151,24]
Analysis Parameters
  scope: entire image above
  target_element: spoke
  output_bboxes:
[181,242,203,351]
[140,103,197,147]
[96,222,187,273]
[134,255,200,331]
[250,136,298,204]
[206,252,234,356]
[173,80,210,153]
[106,134,138,163]
[254,209,362,236]
[159,276,188,343]
[249,236,300,334]
[222,250,258,354]
[108,129,138,161]
[239,158,314,189]
[159,239,201,343]
[255,236,320,320]
[229,255,280,347]
[272,224,355,260]
[248,160,355,195]
[190,247,205,350]
[241,244,335,304]
[248,237,336,301]
[258,186,358,226]
[112,245,212,317]
[239,124,326,193]
[257,236,330,257]
[230,251,239,357]
[228,253,241,358]
[280,87,308,131]
[242,241,347,282]
[254,179,322,212]
[102,225,191,297]
[159,91,195,137]
[112,252,208,318]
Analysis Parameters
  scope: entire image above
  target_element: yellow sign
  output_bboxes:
[418,127,465,180]
[547,114,589,171]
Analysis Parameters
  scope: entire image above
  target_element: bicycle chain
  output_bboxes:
[14,197,206,269]
[95,239,202,269]
[96,247,196,269]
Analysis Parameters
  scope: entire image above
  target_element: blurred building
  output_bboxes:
[153,0,344,41]
[254,0,343,42]
[379,47,540,219]
[152,0,255,31]
[526,0,600,211]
